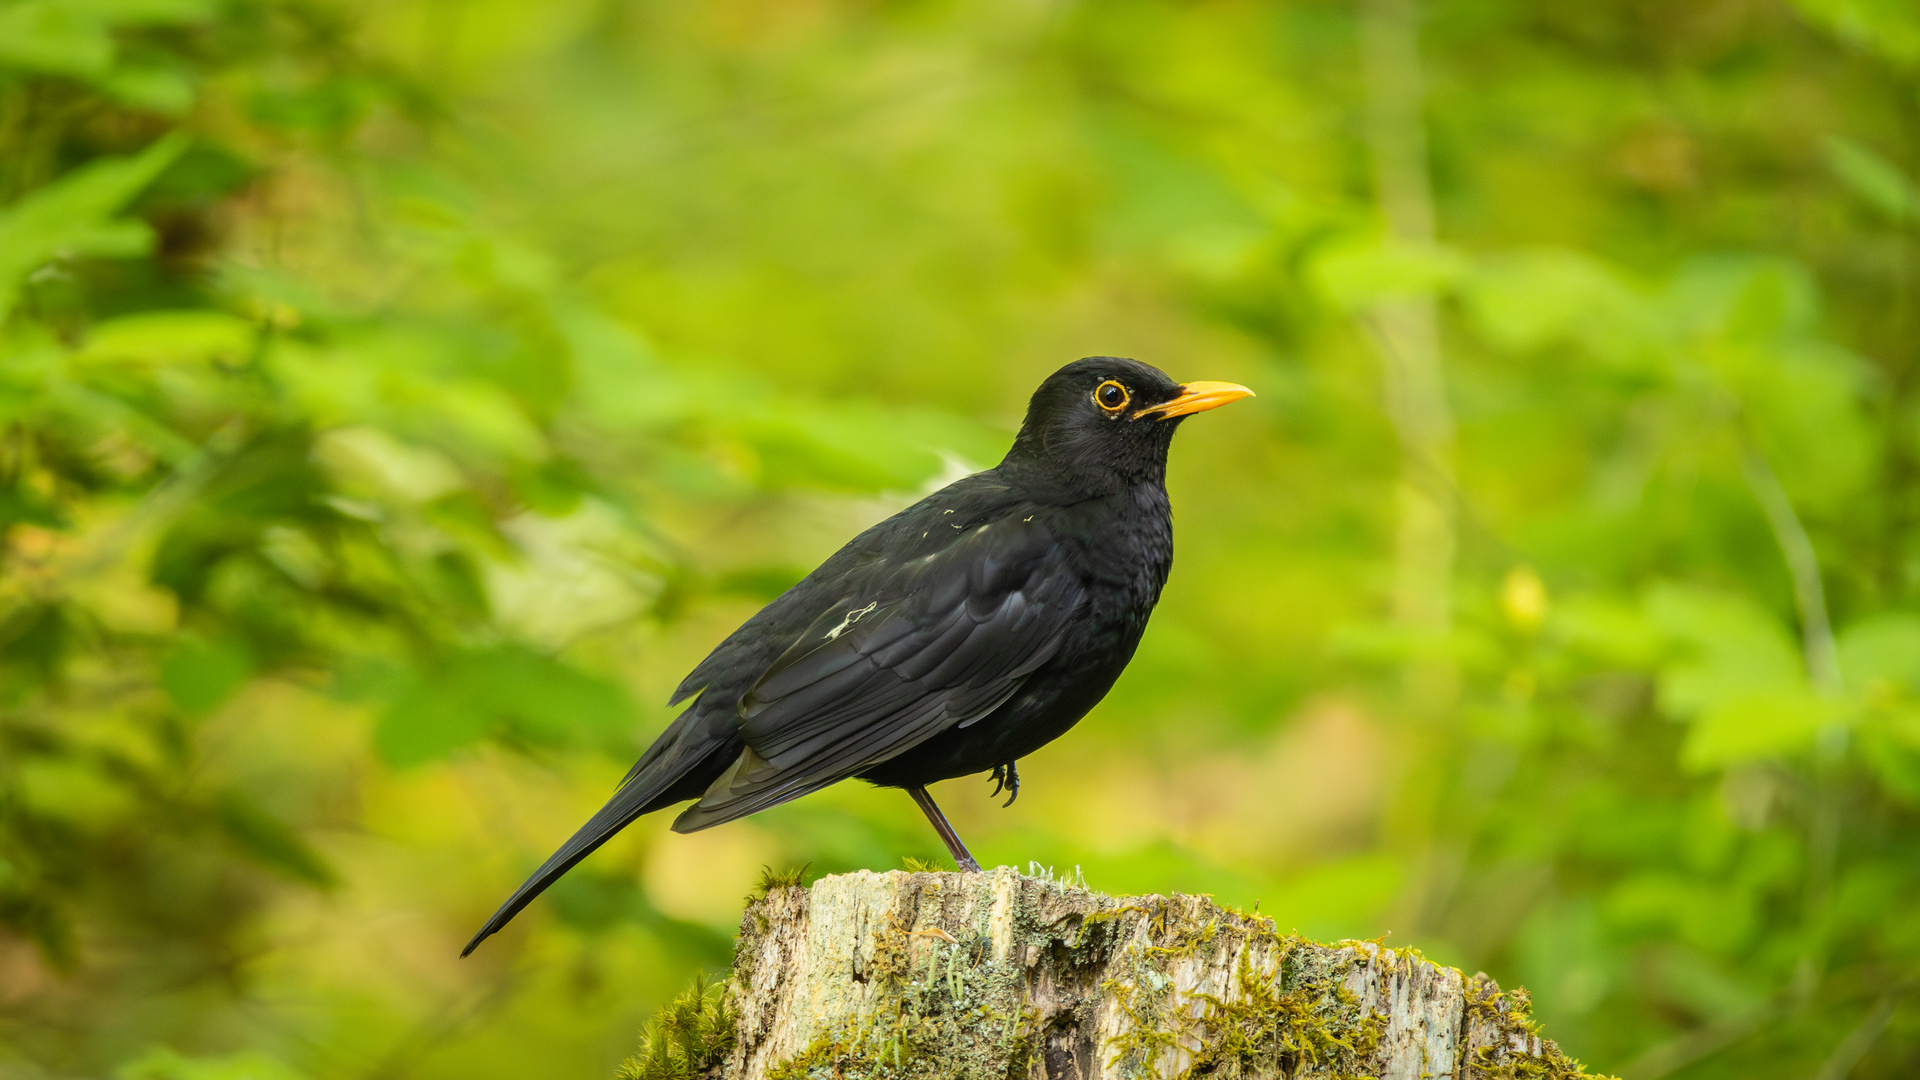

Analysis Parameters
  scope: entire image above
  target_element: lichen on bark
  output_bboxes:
[633,867,1610,1080]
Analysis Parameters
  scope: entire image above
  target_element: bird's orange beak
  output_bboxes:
[1133,381,1255,421]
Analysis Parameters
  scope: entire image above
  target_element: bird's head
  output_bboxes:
[1004,357,1253,495]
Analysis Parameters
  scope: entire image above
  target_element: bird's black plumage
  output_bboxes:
[462,357,1249,956]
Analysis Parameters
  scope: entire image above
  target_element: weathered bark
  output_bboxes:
[700,867,1605,1080]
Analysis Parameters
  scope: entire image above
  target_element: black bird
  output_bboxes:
[462,357,1250,956]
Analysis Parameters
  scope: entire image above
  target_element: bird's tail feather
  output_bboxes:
[460,728,731,957]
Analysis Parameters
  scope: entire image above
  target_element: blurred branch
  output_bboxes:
[1812,993,1900,1080]
[63,417,249,581]
[1358,0,1458,715]
[1358,0,1462,943]
[1738,441,1843,697]
[1360,322,1523,568]
[1738,433,1845,1003]
[362,967,529,1080]
[1360,0,1438,245]
[1619,1001,1782,1080]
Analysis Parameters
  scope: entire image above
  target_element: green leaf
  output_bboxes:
[547,866,649,932]
[1665,256,1820,346]
[1681,690,1843,770]
[14,758,136,827]
[0,0,114,78]
[116,1048,310,1080]
[1789,0,1920,66]
[81,311,257,367]
[214,794,335,887]
[1838,613,1920,692]
[371,647,635,767]
[1646,584,1807,718]
[0,134,188,322]
[1461,248,1659,367]
[373,677,492,768]
[556,306,681,430]
[0,484,66,528]
[1733,341,1874,511]
[1605,873,1759,953]
[159,636,253,715]
[712,564,809,603]
[0,0,214,80]
[267,334,549,469]
[85,0,220,21]
[101,63,196,114]
[1307,235,1469,312]
[1652,948,1769,1018]
[1826,137,1920,222]
[454,647,635,745]
[1859,707,1920,804]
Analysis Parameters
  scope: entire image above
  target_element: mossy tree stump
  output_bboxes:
[635,867,1606,1080]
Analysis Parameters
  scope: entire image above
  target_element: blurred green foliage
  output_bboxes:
[2,0,1919,1078]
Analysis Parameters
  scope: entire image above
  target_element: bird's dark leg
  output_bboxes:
[987,761,1020,807]
[907,785,982,873]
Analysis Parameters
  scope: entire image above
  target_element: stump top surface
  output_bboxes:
[706,868,1603,1080]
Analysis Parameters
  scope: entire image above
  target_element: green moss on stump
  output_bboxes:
[618,974,737,1080]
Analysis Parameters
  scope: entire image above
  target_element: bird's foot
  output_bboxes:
[987,761,1020,807]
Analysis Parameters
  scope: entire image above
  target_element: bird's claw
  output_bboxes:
[987,762,1020,807]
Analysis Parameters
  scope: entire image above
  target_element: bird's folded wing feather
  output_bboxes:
[671,517,1080,831]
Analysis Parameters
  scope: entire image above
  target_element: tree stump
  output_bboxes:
[636,867,1607,1080]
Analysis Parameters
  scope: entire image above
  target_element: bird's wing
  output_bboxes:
[671,515,1080,831]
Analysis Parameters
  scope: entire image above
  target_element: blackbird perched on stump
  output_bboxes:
[463,357,1251,956]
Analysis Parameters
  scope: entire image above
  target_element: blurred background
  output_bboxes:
[3,0,1919,1077]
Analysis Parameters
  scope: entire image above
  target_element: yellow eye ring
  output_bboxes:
[1093,380,1130,413]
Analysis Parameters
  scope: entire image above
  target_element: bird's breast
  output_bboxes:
[1080,481,1172,586]
[1046,482,1173,649]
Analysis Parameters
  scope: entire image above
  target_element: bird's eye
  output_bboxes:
[1093,380,1130,413]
